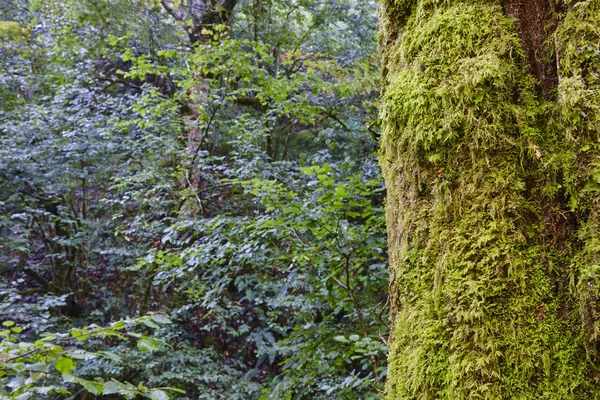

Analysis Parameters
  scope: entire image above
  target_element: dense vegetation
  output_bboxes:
[0,0,388,398]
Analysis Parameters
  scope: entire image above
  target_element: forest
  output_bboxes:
[0,0,387,399]
[4,0,600,399]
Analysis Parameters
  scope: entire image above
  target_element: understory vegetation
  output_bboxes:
[0,0,388,398]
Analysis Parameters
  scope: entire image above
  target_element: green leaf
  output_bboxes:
[111,321,126,330]
[55,358,75,374]
[102,381,119,395]
[137,337,160,352]
[349,334,360,342]
[71,329,90,341]
[63,373,102,395]
[24,362,50,373]
[103,380,132,395]
[151,314,172,324]
[142,320,160,329]
[80,379,102,395]
[29,371,44,383]
[34,386,66,395]
[100,351,122,363]
[334,335,350,343]
[66,349,97,360]
[2,321,15,327]
[149,389,171,400]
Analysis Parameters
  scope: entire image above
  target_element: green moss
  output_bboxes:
[557,1,600,371]
[556,1,600,140]
[0,21,28,41]
[379,0,600,398]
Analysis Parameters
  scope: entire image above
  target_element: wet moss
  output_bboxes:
[379,0,600,398]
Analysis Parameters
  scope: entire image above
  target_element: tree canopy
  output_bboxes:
[0,0,387,398]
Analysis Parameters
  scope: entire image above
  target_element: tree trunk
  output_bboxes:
[161,0,239,44]
[379,0,600,398]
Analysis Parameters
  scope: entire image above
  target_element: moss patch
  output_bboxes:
[0,21,28,42]
[379,0,600,398]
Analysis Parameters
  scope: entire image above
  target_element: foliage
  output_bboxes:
[0,0,386,398]
[0,312,179,399]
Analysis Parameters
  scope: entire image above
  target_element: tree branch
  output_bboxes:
[161,0,186,21]
[23,267,52,292]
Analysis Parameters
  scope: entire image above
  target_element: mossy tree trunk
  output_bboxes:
[161,0,239,44]
[378,0,600,398]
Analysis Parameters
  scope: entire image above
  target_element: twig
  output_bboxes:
[371,298,390,330]
[185,170,204,215]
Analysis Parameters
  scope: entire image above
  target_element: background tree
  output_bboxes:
[160,0,239,43]
[0,0,387,398]
[379,0,600,398]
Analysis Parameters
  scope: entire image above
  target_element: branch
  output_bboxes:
[23,267,52,292]
[161,0,186,21]
[185,170,204,215]
[233,96,263,109]
[95,76,144,93]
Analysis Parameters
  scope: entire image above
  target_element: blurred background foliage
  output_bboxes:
[0,0,386,398]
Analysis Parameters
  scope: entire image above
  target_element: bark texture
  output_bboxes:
[379,0,600,398]
[161,0,238,43]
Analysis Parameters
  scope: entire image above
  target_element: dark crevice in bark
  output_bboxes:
[502,0,563,98]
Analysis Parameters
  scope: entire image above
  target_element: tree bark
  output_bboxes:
[161,0,239,44]
[379,0,600,398]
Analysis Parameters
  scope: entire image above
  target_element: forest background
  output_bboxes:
[0,0,387,399]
